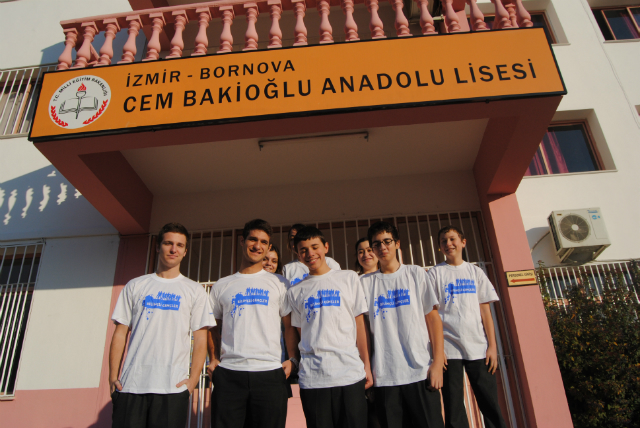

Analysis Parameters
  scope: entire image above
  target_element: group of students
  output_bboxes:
[108,219,508,428]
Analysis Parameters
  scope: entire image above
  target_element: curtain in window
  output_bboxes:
[526,129,570,176]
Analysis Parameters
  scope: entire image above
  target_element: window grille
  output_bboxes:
[0,242,44,398]
[146,211,520,428]
[0,65,56,138]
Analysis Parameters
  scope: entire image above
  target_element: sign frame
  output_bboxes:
[506,269,539,287]
[29,28,566,143]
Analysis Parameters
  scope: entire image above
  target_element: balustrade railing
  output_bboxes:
[55,0,533,71]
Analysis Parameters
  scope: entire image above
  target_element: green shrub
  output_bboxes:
[541,262,640,428]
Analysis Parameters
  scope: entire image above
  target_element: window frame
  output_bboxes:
[592,6,640,41]
[526,120,604,177]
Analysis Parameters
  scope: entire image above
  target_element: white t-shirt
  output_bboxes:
[111,273,216,394]
[282,257,341,287]
[428,261,500,360]
[360,264,439,387]
[287,269,367,389]
[211,270,290,372]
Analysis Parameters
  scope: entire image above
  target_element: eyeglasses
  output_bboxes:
[371,238,396,249]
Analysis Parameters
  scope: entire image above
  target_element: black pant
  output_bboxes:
[299,378,367,428]
[375,379,444,428]
[441,359,507,428]
[111,390,190,428]
[211,366,288,428]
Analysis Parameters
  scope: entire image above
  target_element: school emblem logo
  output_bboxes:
[48,75,110,129]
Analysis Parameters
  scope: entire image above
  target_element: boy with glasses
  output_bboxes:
[208,219,293,428]
[360,221,445,428]
[430,226,506,428]
[282,223,341,286]
[285,226,372,428]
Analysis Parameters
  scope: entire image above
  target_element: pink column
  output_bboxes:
[268,0,283,48]
[118,16,142,64]
[166,11,188,58]
[143,13,166,61]
[514,0,533,28]
[491,0,512,29]
[442,0,461,33]
[96,19,120,66]
[390,0,411,37]
[72,22,98,69]
[218,6,235,53]
[414,0,436,35]
[366,0,386,39]
[342,0,359,41]
[477,193,574,428]
[244,3,260,51]
[466,0,488,31]
[57,28,78,70]
[192,8,212,56]
[292,0,308,46]
[317,0,333,44]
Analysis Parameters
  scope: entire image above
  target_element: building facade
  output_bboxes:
[1,0,638,426]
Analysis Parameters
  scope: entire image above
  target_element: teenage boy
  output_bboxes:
[208,219,293,428]
[282,223,341,286]
[429,225,506,428]
[109,222,216,428]
[360,221,445,428]
[285,226,373,428]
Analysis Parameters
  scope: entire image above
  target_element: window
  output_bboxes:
[0,243,43,398]
[483,13,556,44]
[525,123,602,176]
[593,6,640,40]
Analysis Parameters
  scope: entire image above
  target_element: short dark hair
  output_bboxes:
[293,226,327,249]
[437,225,465,241]
[157,222,189,246]
[367,221,399,244]
[289,223,307,237]
[268,243,282,275]
[243,219,272,240]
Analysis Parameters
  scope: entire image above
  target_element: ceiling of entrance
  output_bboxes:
[122,119,488,196]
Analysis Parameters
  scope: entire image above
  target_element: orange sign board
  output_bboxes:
[29,28,565,141]
[506,269,538,287]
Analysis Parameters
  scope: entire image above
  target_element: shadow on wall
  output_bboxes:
[40,27,147,66]
[0,165,116,240]
[527,226,561,267]
[88,401,112,428]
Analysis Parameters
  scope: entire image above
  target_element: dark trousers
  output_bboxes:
[211,366,288,428]
[374,379,444,428]
[441,359,507,428]
[300,378,368,428]
[112,390,190,428]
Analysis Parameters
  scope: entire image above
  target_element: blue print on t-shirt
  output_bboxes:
[443,279,476,304]
[231,288,270,318]
[374,289,410,319]
[304,289,341,322]
[290,273,308,286]
[143,291,181,311]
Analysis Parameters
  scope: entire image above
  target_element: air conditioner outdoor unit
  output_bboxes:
[547,208,611,264]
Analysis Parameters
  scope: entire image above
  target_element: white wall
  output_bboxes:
[0,0,135,69]
[516,0,640,266]
[16,235,120,390]
[150,171,481,231]
[0,137,118,241]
